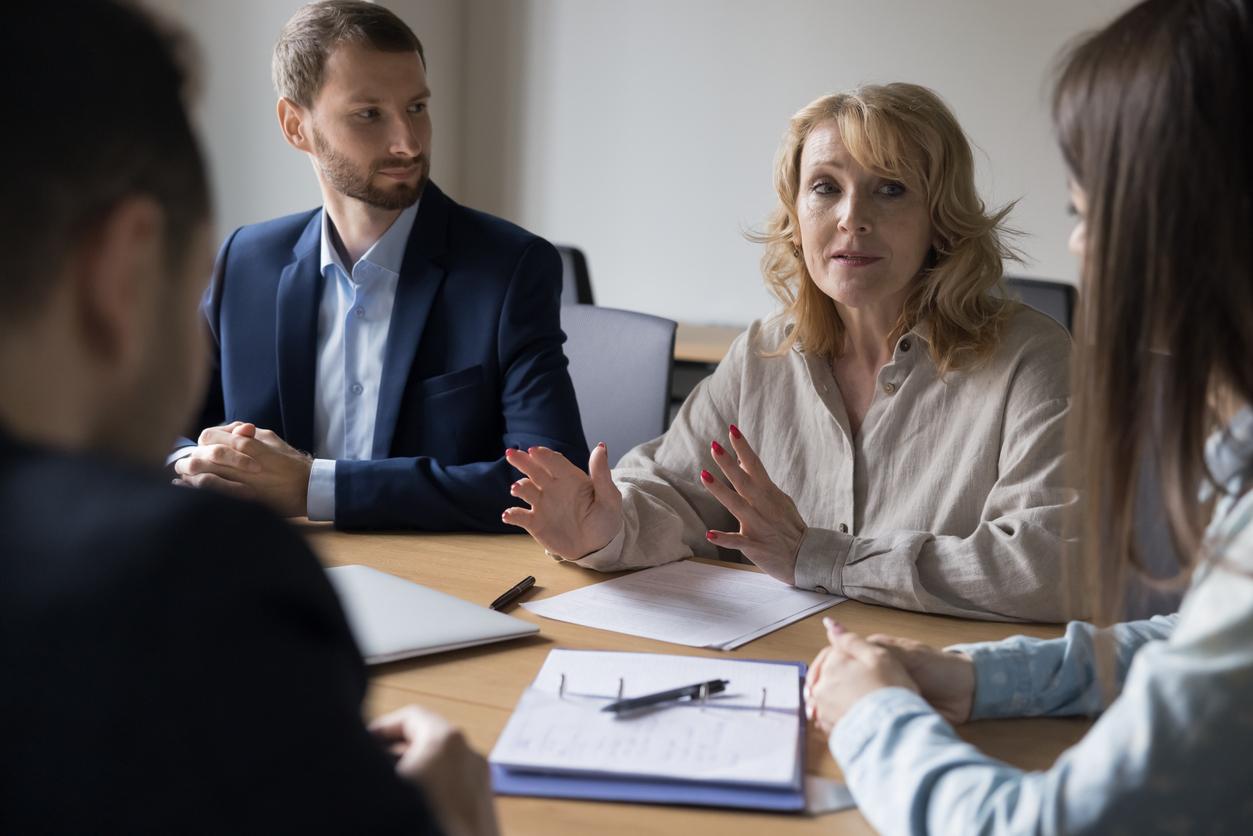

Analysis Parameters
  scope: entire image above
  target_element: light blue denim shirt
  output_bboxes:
[306,203,419,521]
[829,407,1253,833]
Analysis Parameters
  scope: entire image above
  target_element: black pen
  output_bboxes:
[490,575,536,611]
[602,679,729,715]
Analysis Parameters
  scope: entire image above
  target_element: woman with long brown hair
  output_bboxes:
[805,0,1253,829]
[504,83,1075,622]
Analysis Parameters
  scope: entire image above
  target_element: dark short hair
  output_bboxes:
[272,0,426,108]
[0,0,210,322]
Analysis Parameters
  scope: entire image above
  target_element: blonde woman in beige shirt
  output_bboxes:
[504,84,1075,622]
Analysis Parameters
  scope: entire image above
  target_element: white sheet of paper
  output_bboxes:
[489,649,801,786]
[715,598,842,650]
[804,775,857,815]
[522,560,845,649]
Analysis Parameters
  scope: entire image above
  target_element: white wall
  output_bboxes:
[156,0,1134,324]
[461,0,1135,325]
[148,0,464,241]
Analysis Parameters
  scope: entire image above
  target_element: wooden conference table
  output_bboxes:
[673,323,744,365]
[305,527,1089,836]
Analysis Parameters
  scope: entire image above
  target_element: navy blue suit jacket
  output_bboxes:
[193,182,588,531]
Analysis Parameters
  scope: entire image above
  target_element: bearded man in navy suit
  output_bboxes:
[173,1,587,530]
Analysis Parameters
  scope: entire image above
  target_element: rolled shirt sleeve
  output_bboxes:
[950,614,1178,720]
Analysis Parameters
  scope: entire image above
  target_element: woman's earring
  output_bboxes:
[792,245,802,259]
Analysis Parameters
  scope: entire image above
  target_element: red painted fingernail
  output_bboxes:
[706,530,717,540]
[729,424,742,439]
[598,441,606,449]
[700,469,714,483]
[711,440,725,456]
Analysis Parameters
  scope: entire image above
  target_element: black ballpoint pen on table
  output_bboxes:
[602,679,730,716]
[490,575,536,611]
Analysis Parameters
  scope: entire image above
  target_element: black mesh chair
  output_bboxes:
[555,244,594,305]
[1005,276,1078,332]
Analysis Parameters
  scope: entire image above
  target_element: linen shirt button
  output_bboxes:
[900,338,911,352]
[351,382,364,395]
[355,306,365,318]
[883,382,896,394]
[838,523,849,533]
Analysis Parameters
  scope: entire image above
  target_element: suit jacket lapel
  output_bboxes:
[372,183,451,458]
[275,211,323,454]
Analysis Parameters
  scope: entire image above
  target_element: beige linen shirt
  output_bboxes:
[568,306,1076,622]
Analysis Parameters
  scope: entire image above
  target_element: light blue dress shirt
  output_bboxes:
[307,203,419,521]
[829,407,1253,833]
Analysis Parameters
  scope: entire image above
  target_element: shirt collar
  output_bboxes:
[901,318,934,348]
[1206,406,1253,493]
[784,319,933,355]
[319,200,420,280]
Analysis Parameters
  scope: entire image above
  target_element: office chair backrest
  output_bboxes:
[1005,277,1078,332]
[560,305,676,467]
[555,244,595,305]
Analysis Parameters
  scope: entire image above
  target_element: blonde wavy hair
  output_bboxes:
[755,83,1018,372]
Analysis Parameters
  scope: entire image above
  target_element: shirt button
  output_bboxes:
[838,523,849,533]
[815,585,829,595]
[351,383,364,395]
[354,306,365,318]
[883,382,896,394]
[900,339,911,352]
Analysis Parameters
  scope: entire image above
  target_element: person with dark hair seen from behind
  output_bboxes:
[171,0,587,532]
[804,0,1253,831]
[0,2,495,833]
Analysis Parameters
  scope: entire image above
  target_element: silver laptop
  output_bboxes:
[326,564,539,665]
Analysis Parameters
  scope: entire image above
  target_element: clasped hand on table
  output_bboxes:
[805,617,976,733]
[173,421,312,517]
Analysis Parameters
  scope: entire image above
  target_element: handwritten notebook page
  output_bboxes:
[489,650,801,786]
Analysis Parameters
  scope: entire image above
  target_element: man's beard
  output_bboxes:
[311,127,427,210]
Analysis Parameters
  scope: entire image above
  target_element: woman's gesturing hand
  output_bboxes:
[501,442,623,560]
[700,424,808,584]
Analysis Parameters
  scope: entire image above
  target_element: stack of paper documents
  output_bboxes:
[490,649,807,810]
[522,560,843,649]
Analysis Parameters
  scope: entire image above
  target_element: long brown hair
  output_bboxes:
[1054,0,1253,623]
[754,84,1017,372]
